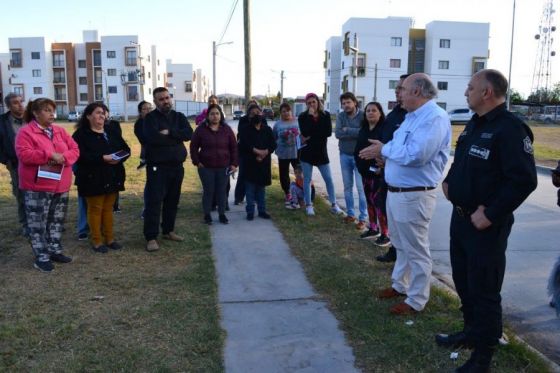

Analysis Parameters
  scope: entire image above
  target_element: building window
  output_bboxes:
[107,50,116,58]
[80,93,88,101]
[437,81,448,90]
[357,53,366,77]
[93,50,101,66]
[388,101,397,110]
[78,59,86,68]
[148,88,152,95]
[108,86,117,94]
[33,87,43,94]
[147,72,151,79]
[127,85,139,101]
[438,60,449,70]
[157,74,160,81]
[472,58,486,74]
[52,52,64,67]
[437,102,447,110]
[79,77,87,85]
[390,59,401,68]
[389,80,399,89]
[95,86,103,101]
[32,69,41,77]
[125,48,137,66]
[157,59,160,66]
[167,72,174,78]
[53,70,66,84]
[391,37,402,47]
[10,49,22,67]
[127,71,138,82]
[94,69,102,84]
[342,75,349,92]
[185,81,192,92]
[31,52,40,60]
[440,39,451,48]
[54,86,67,101]
[343,31,350,55]
[107,68,117,76]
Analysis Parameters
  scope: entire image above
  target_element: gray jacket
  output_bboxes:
[335,109,363,155]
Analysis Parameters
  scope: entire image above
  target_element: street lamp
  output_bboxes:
[213,41,233,95]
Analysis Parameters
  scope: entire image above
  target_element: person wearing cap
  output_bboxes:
[298,93,343,216]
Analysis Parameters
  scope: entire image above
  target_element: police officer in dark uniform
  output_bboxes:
[437,69,537,372]
[375,74,409,263]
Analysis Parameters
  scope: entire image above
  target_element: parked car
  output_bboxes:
[109,112,122,121]
[233,110,244,120]
[448,108,473,123]
[67,111,80,122]
[262,107,274,120]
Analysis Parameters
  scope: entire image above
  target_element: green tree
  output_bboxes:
[509,89,524,104]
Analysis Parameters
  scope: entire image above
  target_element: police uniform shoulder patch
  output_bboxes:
[523,136,534,154]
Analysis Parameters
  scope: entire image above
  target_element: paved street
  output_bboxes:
[228,118,560,364]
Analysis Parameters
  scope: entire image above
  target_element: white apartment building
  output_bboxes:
[165,59,194,101]
[0,30,166,119]
[193,68,210,103]
[325,17,489,113]
[324,36,342,113]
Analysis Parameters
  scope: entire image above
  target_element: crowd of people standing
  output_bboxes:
[0,68,544,372]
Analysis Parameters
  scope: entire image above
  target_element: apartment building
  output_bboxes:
[193,68,210,103]
[324,36,342,113]
[324,17,489,113]
[0,30,199,119]
[165,59,194,101]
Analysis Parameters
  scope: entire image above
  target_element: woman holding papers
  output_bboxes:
[73,102,130,253]
[15,98,80,272]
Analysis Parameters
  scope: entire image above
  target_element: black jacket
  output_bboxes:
[143,109,193,166]
[72,124,130,197]
[0,111,22,166]
[381,104,407,144]
[354,120,386,177]
[134,117,146,146]
[445,103,537,224]
[238,121,277,186]
[298,110,332,166]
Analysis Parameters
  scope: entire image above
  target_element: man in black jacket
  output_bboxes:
[0,93,27,235]
[437,70,537,372]
[143,87,193,252]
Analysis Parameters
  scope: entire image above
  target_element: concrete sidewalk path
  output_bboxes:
[208,190,359,373]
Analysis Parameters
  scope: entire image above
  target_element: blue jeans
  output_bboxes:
[77,196,89,235]
[340,152,368,221]
[300,161,336,206]
[245,181,266,215]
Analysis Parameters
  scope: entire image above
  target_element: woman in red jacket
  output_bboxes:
[190,104,238,224]
[15,98,80,272]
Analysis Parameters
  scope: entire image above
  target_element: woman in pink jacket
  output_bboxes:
[15,98,79,273]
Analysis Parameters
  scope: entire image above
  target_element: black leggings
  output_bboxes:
[278,158,300,195]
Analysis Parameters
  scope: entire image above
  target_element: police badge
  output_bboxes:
[523,136,534,155]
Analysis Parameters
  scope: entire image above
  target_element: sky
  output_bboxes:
[0,0,558,99]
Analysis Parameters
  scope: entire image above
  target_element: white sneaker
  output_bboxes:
[330,204,343,215]
[306,206,315,216]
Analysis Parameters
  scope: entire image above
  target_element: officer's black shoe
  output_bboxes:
[435,331,473,349]
[455,346,495,373]
[376,245,396,263]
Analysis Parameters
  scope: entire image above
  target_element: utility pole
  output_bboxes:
[373,63,378,101]
[213,41,217,95]
[243,0,252,105]
[506,0,516,110]
[280,70,285,102]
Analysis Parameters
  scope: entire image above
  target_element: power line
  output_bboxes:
[218,0,240,44]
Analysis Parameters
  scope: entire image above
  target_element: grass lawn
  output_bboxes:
[266,173,552,372]
[0,123,224,372]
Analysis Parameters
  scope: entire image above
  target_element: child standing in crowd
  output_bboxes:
[273,102,300,207]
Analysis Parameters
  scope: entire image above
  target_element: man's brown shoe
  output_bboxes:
[162,232,184,242]
[146,240,160,252]
[343,216,356,224]
[377,287,406,299]
[390,302,418,315]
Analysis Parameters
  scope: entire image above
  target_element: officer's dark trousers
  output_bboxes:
[144,164,184,241]
[450,210,514,347]
[234,155,245,203]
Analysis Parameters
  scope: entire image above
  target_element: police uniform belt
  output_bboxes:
[387,185,436,193]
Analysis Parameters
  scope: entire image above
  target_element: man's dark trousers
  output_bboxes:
[450,210,514,347]
[144,164,184,241]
